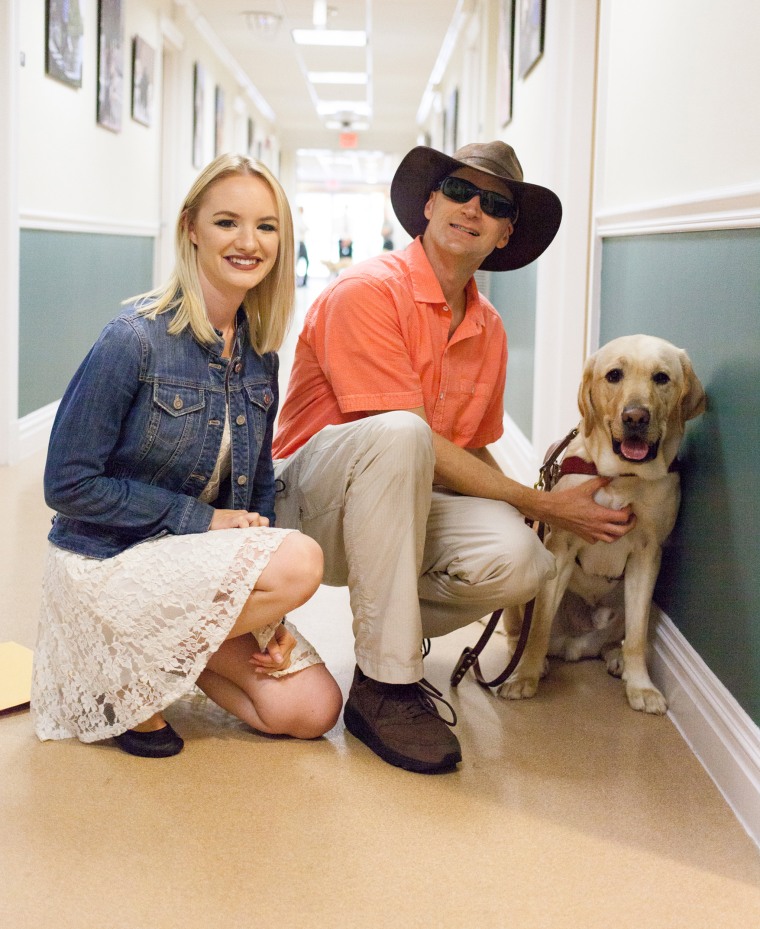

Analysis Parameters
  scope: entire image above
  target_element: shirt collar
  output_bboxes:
[404,237,485,329]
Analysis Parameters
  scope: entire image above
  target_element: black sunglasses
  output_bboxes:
[435,175,518,222]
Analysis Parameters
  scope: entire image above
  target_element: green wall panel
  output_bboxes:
[488,262,537,441]
[600,229,760,724]
[19,229,155,417]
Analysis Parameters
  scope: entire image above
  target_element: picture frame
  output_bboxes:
[131,36,155,127]
[214,85,225,157]
[96,0,124,132]
[193,62,206,168]
[247,117,255,157]
[517,0,546,80]
[45,0,84,88]
[497,0,515,127]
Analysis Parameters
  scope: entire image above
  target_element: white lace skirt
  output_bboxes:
[32,527,323,743]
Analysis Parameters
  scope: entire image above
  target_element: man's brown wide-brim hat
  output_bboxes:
[390,141,562,272]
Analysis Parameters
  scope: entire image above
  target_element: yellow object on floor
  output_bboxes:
[0,642,33,712]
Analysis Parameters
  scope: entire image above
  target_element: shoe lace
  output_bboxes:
[399,678,457,727]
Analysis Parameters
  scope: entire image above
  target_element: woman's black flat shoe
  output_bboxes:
[113,723,184,758]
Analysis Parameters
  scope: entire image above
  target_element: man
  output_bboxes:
[272,141,633,774]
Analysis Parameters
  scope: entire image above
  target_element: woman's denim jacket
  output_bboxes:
[45,303,278,559]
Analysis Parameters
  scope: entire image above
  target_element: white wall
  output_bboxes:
[19,0,166,230]
[598,0,760,211]
[3,0,281,465]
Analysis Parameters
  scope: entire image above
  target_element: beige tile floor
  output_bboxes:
[2,282,760,928]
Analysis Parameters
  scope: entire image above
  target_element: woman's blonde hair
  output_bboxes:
[129,153,295,355]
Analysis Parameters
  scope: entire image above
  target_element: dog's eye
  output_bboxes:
[652,372,670,385]
[605,368,623,383]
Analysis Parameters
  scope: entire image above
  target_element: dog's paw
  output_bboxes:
[560,641,586,662]
[603,646,624,677]
[497,675,540,700]
[626,683,667,715]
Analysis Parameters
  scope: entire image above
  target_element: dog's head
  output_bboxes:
[578,335,706,477]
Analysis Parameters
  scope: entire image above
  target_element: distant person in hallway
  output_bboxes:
[381,221,394,251]
[272,141,635,774]
[32,154,342,758]
[296,205,309,286]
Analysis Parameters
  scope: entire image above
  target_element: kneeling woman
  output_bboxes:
[32,154,343,757]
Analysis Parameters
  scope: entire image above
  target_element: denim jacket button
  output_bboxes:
[234,363,242,373]
[173,395,183,410]
[237,474,247,486]
[236,414,246,426]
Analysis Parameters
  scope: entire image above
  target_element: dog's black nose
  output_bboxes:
[622,406,650,428]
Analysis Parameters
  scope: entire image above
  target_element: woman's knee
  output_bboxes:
[262,667,342,739]
[274,532,324,605]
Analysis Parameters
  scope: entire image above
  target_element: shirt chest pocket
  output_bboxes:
[453,378,495,443]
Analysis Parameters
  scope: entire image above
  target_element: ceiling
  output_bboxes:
[189,0,463,187]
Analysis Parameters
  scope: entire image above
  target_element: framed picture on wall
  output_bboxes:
[46,0,84,89]
[131,36,155,127]
[96,0,124,132]
[497,0,515,126]
[193,62,206,168]
[214,86,225,157]
[518,0,545,79]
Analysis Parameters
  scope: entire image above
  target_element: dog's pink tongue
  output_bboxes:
[621,438,649,461]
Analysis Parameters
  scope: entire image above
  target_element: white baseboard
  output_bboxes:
[490,413,540,486]
[651,610,760,849]
[7,402,57,465]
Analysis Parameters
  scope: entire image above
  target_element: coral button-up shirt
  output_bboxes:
[273,237,508,459]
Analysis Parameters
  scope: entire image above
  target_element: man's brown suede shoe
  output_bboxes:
[343,667,462,773]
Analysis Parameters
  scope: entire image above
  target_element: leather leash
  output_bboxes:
[450,427,579,690]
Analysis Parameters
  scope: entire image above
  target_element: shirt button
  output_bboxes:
[439,392,444,400]
[236,414,246,426]
[234,363,242,373]
[443,305,450,312]
[173,395,183,410]
[237,475,247,486]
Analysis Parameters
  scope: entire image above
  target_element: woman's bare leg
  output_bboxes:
[197,530,340,738]
[132,712,168,732]
[197,635,342,738]
[226,532,324,639]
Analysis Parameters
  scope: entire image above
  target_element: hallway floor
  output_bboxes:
[2,281,760,927]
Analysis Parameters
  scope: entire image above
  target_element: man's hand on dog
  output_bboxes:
[542,477,635,544]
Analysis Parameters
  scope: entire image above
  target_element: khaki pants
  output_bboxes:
[274,412,556,684]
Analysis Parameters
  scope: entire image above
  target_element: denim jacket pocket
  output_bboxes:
[243,381,275,412]
[144,382,208,480]
[153,383,207,417]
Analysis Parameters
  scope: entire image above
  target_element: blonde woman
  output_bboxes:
[32,154,342,757]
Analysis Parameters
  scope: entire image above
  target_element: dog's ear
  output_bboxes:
[577,355,597,437]
[678,351,707,425]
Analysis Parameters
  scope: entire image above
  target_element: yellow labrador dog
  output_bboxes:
[500,335,706,714]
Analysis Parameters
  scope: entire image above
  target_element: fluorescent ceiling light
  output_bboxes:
[308,71,368,85]
[292,29,367,47]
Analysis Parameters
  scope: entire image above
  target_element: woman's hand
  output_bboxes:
[249,623,297,674]
[209,509,270,530]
